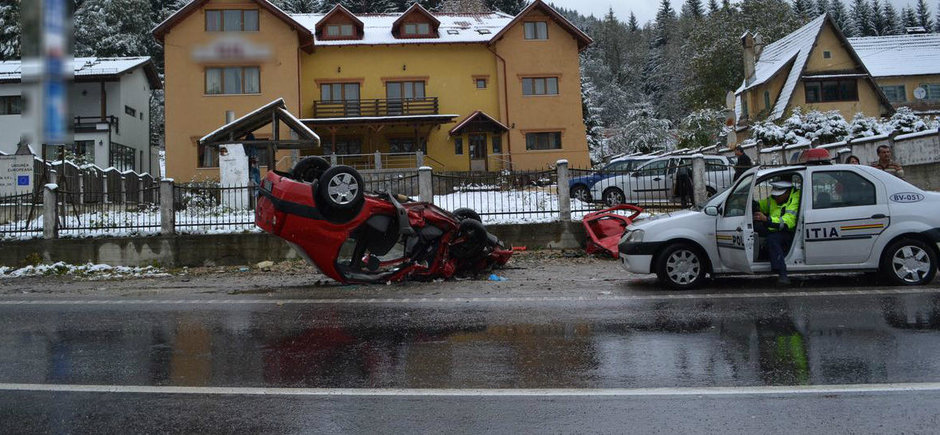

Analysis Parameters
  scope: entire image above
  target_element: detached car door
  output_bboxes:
[803,168,889,264]
[716,173,756,272]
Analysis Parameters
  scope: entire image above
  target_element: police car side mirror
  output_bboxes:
[704,206,719,216]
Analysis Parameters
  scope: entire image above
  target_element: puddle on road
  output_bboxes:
[1,293,940,389]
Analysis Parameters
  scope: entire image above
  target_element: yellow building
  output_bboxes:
[154,0,592,181]
[849,33,940,113]
[732,14,894,145]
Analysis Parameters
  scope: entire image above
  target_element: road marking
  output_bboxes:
[2,382,940,397]
[0,287,937,306]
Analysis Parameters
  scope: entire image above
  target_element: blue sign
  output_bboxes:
[17,175,29,186]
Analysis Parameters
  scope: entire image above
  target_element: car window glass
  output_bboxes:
[706,158,727,172]
[723,174,753,217]
[638,160,668,176]
[607,161,627,172]
[812,171,876,209]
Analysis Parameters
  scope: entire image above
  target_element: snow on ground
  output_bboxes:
[434,187,598,224]
[0,262,169,279]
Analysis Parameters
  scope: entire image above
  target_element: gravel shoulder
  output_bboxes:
[0,250,639,298]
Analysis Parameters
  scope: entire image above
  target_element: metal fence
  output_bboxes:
[0,193,43,238]
[173,184,258,234]
[363,172,420,197]
[57,186,162,237]
[432,170,560,223]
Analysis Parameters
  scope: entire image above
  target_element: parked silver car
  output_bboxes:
[591,156,734,207]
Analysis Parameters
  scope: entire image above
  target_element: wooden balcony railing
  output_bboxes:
[312,97,439,118]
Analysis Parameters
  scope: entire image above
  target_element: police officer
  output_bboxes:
[753,180,800,286]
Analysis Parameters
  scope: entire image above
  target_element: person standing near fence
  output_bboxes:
[733,147,753,181]
[871,145,904,179]
[674,160,693,208]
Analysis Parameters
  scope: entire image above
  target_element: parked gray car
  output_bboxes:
[591,156,734,207]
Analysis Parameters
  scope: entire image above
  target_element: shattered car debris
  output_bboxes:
[256,157,512,284]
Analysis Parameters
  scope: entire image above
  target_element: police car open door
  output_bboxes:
[802,169,890,264]
[716,174,755,272]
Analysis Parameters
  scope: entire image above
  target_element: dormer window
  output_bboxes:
[326,24,354,37]
[404,23,431,36]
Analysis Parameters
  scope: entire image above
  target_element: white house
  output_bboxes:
[0,57,162,174]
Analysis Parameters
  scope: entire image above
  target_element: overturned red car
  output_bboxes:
[255,157,512,284]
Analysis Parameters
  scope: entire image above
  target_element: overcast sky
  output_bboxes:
[548,0,925,26]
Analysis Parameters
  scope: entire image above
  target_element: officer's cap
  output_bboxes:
[770,181,793,196]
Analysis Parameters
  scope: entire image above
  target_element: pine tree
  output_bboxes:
[627,12,639,32]
[339,0,394,13]
[815,0,830,17]
[902,6,918,28]
[850,0,874,36]
[600,8,625,84]
[580,75,605,159]
[485,0,526,15]
[722,0,732,12]
[74,0,154,57]
[915,0,934,29]
[653,0,677,47]
[882,2,902,35]
[274,0,319,13]
[793,0,814,20]
[936,2,940,31]
[870,0,886,35]
[682,0,704,19]
[708,0,720,14]
[0,0,19,60]
[829,0,851,34]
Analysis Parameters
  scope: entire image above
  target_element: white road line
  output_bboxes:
[0,287,937,306]
[1,382,940,397]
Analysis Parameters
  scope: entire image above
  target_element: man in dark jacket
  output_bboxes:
[733,147,753,181]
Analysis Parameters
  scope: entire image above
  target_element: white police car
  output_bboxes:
[619,163,940,289]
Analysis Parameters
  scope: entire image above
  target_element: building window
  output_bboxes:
[325,24,354,38]
[525,132,562,150]
[0,95,21,115]
[823,51,831,59]
[454,137,463,155]
[880,85,907,102]
[386,81,426,99]
[524,21,548,40]
[403,22,431,36]
[741,98,748,120]
[389,138,425,153]
[328,138,362,155]
[805,79,858,103]
[109,143,136,172]
[320,83,360,102]
[206,67,260,95]
[199,143,219,168]
[206,10,259,32]
[522,77,559,96]
[476,78,487,89]
[923,84,940,101]
[67,140,95,162]
[492,134,502,153]
[124,105,136,117]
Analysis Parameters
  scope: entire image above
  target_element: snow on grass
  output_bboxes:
[434,186,603,224]
[0,261,170,279]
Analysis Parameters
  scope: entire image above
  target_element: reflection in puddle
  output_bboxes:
[1,294,940,388]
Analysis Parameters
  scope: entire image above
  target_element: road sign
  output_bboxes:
[0,155,34,196]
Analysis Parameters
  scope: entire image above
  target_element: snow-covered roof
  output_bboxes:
[736,15,827,121]
[848,33,940,78]
[290,12,514,46]
[0,57,161,88]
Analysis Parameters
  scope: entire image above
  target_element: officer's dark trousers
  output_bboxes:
[766,231,794,277]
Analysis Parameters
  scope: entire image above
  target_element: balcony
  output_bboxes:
[74,116,119,134]
[312,97,439,119]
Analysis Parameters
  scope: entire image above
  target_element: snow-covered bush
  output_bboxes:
[848,113,886,139]
[782,108,849,144]
[751,120,797,147]
[677,108,727,150]
[888,107,931,134]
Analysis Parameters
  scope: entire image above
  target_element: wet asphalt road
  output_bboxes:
[1,273,940,433]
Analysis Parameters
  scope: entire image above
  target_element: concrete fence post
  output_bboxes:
[329,153,337,166]
[374,151,383,170]
[160,179,175,235]
[418,166,433,204]
[692,155,706,206]
[416,150,424,167]
[102,172,109,203]
[43,170,58,240]
[138,177,144,204]
[556,159,571,221]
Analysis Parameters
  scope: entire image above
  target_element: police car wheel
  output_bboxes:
[881,238,938,286]
[656,243,708,290]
